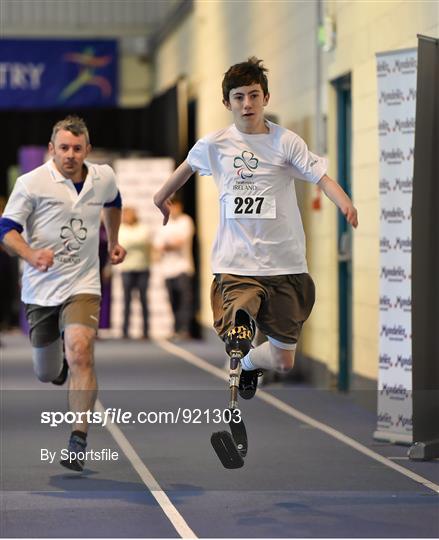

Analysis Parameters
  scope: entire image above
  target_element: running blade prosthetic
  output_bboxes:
[211,410,247,468]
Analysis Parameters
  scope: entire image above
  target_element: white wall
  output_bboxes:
[327,0,439,380]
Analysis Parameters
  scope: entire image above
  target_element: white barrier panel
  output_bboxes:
[110,158,175,339]
[374,48,417,443]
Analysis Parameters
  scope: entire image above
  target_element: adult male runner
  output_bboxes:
[154,57,358,399]
[0,115,126,471]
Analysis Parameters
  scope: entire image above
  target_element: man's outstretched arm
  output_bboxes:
[153,160,194,225]
[318,174,358,228]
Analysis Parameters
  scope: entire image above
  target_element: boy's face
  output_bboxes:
[223,83,270,133]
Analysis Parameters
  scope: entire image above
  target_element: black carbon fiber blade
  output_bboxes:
[210,431,244,469]
[229,414,248,457]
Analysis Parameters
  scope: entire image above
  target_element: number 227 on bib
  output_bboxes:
[226,195,276,219]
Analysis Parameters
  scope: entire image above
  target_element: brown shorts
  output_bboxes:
[211,273,315,349]
[25,294,101,347]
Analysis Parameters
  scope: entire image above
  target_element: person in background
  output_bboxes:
[0,115,126,471]
[118,207,151,339]
[154,197,195,341]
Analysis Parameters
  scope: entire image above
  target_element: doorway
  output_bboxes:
[333,74,353,391]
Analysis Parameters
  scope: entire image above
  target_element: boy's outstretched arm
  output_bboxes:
[153,160,194,225]
[318,174,358,228]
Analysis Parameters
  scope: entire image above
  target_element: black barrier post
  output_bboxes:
[409,35,439,461]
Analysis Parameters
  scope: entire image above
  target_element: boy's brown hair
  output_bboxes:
[222,57,269,102]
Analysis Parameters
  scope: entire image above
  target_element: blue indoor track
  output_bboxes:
[1,333,438,538]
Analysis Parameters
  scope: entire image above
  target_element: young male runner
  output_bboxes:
[0,115,126,471]
[154,57,358,398]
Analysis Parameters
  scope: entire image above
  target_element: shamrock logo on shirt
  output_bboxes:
[60,218,88,252]
[233,151,259,179]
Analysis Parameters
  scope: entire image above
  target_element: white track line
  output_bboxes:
[156,339,439,495]
[95,400,197,539]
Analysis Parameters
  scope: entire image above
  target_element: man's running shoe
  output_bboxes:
[60,434,87,471]
[239,368,263,400]
[52,358,68,385]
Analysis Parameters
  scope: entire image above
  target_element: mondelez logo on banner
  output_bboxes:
[375,47,417,444]
[0,39,118,109]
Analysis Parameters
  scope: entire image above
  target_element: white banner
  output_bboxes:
[110,158,175,339]
[374,49,417,443]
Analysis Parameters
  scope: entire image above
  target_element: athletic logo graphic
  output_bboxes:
[58,46,113,103]
[60,218,87,252]
[233,151,259,179]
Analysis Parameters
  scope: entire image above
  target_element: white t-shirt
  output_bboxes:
[3,159,119,305]
[154,213,195,279]
[187,121,327,276]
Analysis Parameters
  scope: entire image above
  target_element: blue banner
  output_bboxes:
[0,39,118,109]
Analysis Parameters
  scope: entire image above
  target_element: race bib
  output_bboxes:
[226,195,276,219]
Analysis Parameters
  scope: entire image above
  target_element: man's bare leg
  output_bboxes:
[60,324,97,471]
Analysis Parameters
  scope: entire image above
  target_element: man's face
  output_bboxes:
[223,83,269,133]
[49,129,91,180]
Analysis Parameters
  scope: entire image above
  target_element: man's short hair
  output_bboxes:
[51,115,90,145]
[222,57,269,102]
